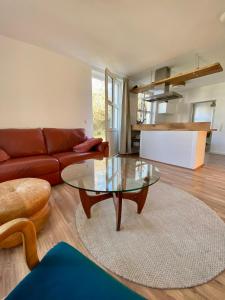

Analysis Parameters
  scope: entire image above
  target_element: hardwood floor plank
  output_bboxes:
[0,153,225,299]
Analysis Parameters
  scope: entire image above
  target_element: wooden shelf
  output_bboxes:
[130,63,223,94]
[132,122,211,131]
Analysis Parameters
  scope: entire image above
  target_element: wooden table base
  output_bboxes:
[79,187,149,231]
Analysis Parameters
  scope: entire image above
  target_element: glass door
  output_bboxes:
[105,69,122,156]
[92,70,105,139]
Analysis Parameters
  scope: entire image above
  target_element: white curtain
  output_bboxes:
[119,79,131,154]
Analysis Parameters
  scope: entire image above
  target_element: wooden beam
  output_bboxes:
[172,81,186,87]
[130,63,223,94]
[132,122,211,131]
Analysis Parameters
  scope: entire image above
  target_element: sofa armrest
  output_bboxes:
[96,141,109,157]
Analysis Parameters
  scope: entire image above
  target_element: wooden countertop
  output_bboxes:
[132,122,212,131]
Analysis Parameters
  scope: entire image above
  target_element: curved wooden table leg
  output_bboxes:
[122,186,149,214]
[78,186,149,231]
[79,189,112,218]
[113,192,123,231]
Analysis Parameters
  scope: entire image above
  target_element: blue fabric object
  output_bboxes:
[6,242,145,300]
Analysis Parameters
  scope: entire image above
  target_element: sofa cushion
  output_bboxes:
[94,141,109,157]
[0,155,59,182]
[6,242,144,300]
[43,128,87,154]
[0,129,47,158]
[53,151,103,170]
[0,148,10,162]
[73,138,103,153]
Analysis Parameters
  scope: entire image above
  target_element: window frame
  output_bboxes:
[137,93,153,124]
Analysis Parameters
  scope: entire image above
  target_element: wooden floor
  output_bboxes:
[1,153,225,300]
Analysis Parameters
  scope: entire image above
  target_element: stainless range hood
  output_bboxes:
[144,67,183,102]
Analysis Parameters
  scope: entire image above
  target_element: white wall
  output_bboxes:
[181,82,225,155]
[130,93,138,125]
[0,35,93,135]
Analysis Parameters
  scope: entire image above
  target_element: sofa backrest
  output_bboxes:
[0,129,47,158]
[43,128,87,154]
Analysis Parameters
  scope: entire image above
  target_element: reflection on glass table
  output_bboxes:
[61,157,160,231]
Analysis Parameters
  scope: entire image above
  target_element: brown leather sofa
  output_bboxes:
[0,128,109,185]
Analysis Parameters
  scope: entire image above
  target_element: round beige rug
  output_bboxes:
[76,182,225,288]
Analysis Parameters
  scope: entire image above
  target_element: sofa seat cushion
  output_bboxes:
[53,151,103,170]
[0,129,47,158]
[0,155,59,182]
[6,242,144,300]
[43,128,87,154]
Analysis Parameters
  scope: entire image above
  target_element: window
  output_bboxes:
[137,93,152,124]
[106,75,121,130]
[105,69,123,156]
[92,72,105,139]
[92,69,122,155]
[92,70,122,151]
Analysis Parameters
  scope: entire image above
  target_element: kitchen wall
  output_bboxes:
[181,82,225,155]
[130,92,138,125]
[130,81,225,155]
[0,35,93,135]
[153,82,225,155]
[157,83,225,155]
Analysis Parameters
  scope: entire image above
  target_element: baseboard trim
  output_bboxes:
[209,151,225,156]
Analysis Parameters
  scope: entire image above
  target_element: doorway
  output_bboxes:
[192,100,216,152]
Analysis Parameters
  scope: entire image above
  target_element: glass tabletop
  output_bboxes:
[61,156,160,193]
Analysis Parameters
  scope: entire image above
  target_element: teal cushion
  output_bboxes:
[6,242,145,300]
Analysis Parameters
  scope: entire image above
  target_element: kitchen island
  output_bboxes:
[132,122,211,169]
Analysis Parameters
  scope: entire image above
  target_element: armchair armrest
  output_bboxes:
[96,141,109,157]
[0,218,39,270]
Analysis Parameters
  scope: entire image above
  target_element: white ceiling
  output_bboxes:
[0,0,225,80]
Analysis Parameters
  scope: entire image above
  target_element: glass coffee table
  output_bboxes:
[61,156,160,231]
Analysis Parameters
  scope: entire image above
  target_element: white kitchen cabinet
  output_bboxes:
[140,130,207,169]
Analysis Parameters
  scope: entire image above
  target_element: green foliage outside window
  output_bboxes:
[92,78,105,139]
